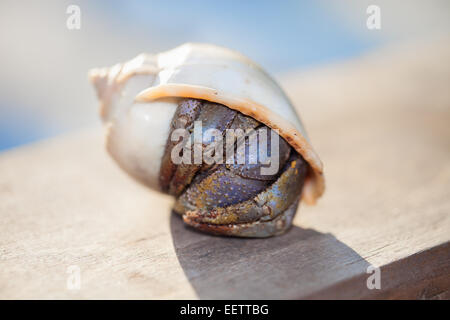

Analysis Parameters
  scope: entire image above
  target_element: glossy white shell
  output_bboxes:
[90,43,324,204]
[89,57,180,191]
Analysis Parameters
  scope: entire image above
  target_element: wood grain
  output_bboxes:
[0,39,449,299]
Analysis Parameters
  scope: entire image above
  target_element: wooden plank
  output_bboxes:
[0,40,449,299]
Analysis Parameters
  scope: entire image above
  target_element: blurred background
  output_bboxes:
[0,0,449,151]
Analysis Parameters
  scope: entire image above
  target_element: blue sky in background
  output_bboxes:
[0,107,43,150]
[3,0,448,151]
[91,0,377,73]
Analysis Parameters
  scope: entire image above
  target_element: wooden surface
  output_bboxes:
[1,40,449,299]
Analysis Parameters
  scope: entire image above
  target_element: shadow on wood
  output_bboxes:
[170,212,371,299]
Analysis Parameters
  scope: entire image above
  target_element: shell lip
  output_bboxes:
[135,83,325,203]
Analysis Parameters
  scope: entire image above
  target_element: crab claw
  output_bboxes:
[177,152,307,237]
[164,100,308,237]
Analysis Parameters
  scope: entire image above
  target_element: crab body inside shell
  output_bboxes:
[89,43,324,238]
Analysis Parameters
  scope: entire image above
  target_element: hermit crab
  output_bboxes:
[89,43,324,237]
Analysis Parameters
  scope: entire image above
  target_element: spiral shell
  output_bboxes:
[90,43,324,203]
[89,43,324,237]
